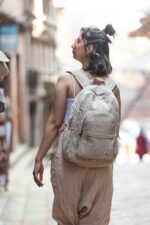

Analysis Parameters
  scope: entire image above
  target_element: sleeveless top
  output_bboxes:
[64,98,74,125]
[64,76,76,125]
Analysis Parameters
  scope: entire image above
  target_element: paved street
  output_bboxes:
[110,162,150,225]
[0,150,150,225]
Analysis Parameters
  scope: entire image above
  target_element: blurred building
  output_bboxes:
[0,0,58,148]
[122,8,150,128]
[129,11,150,39]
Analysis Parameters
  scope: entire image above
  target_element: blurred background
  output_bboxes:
[1,1,150,224]
[1,0,150,164]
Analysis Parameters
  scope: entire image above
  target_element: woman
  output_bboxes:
[33,24,121,225]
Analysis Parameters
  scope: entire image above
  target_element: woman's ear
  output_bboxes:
[86,45,94,55]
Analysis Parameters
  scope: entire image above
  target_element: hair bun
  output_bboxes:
[104,24,116,36]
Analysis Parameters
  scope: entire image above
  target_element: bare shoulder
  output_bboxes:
[113,85,120,96]
[57,72,71,84]
[113,85,121,111]
[54,72,72,97]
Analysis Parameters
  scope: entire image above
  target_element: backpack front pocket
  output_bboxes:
[76,134,118,161]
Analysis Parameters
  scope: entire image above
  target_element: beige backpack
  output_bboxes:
[62,69,120,168]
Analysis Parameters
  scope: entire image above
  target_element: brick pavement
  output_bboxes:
[0,150,150,225]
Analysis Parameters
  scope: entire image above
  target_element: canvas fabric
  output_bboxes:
[62,69,120,168]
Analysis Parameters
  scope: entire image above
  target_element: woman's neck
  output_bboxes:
[82,69,108,80]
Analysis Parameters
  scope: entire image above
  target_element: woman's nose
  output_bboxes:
[71,43,75,49]
[71,39,76,49]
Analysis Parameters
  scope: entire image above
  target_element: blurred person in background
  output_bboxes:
[33,24,121,225]
[0,50,10,189]
[0,50,10,150]
[0,50,10,148]
[136,129,148,160]
[0,50,9,113]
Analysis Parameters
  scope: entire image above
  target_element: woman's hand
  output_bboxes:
[33,160,44,187]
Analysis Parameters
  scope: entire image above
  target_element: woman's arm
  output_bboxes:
[33,73,69,187]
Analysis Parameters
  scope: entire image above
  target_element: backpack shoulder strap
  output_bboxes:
[67,69,90,88]
[105,77,117,91]
[67,70,117,91]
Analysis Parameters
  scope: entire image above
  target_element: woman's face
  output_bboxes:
[71,34,88,63]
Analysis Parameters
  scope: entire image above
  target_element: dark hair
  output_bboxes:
[81,24,116,77]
